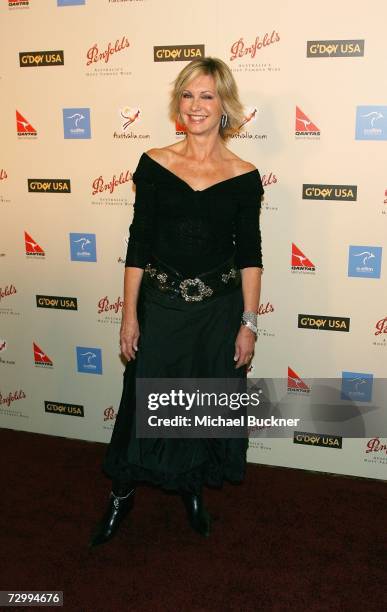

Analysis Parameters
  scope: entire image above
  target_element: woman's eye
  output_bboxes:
[182,93,192,98]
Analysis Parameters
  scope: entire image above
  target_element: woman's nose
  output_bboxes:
[190,97,201,111]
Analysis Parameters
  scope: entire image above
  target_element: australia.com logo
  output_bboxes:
[348,245,382,278]
[69,233,97,262]
[63,108,91,139]
[153,45,205,62]
[45,401,84,417]
[36,295,78,310]
[28,179,71,193]
[341,371,373,402]
[293,431,342,449]
[355,106,387,140]
[76,347,102,375]
[19,50,64,67]
[298,314,350,332]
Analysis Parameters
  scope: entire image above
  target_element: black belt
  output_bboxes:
[143,255,241,302]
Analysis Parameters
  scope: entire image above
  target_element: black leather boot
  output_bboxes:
[89,485,135,548]
[181,491,211,537]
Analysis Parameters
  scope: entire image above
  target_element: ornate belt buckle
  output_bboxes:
[179,278,213,302]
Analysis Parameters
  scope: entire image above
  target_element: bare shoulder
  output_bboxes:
[226,152,257,176]
[145,144,180,166]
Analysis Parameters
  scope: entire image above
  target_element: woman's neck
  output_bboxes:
[180,131,226,162]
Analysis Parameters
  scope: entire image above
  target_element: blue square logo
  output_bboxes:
[63,108,91,139]
[76,347,102,375]
[355,106,387,140]
[58,0,85,6]
[348,245,382,278]
[341,372,373,402]
[70,233,97,262]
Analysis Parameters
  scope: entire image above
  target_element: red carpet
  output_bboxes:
[1,427,386,612]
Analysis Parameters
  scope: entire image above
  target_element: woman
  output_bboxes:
[90,57,264,546]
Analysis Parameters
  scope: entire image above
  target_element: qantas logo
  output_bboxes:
[16,110,37,136]
[288,367,311,394]
[33,342,53,367]
[25,231,45,257]
[291,243,315,272]
[295,106,320,136]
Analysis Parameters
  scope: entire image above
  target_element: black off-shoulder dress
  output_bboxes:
[102,153,264,494]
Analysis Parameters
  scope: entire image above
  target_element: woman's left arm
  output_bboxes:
[233,172,264,369]
[234,267,262,368]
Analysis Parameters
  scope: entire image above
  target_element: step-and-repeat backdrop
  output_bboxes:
[1,0,386,480]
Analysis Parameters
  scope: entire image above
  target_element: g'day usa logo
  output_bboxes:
[76,347,102,375]
[307,39,365,58]
[69,233,97,262]
[348,245,382,278]
[153,45,205,62]
[294,431,342,449]
[298,314,350,332]
[28,179,71,193]
[355,106,387,140]
[45,401,84,417]
[341,371,373,402]
[63,108,91,139]
[302,184,357,201]
[19,50,64,67]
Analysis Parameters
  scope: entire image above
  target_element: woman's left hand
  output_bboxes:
[234,325,256,369]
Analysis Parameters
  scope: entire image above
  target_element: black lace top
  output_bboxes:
[125,152,264,277]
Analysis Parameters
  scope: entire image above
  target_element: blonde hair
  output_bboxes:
[169,57,245,140]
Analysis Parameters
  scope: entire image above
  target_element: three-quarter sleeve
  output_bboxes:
[125,156,156,268]
[234,172,264,269]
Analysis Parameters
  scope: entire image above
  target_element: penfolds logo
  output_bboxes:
[230,31,280,61]
[258,301,274,315]
[375,317,387,335]
[0,169,7,181]
[92,170,132,195]
[365,437,387,455]
[0,389,26,407]
[86,36,130,66]
[261,172,277,187]
[0,285,17,303]
[97,296,123,315]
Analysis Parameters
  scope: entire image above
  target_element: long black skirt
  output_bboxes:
[102,275,249,494]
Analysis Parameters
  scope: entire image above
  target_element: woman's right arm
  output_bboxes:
[120,267,144,361]
[120,154,156,361]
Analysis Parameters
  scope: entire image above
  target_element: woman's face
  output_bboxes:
[179,73,223,136]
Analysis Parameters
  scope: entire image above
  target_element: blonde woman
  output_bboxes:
[90,57,264,546]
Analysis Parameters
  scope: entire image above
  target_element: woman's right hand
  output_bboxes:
[120,318,140,361]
